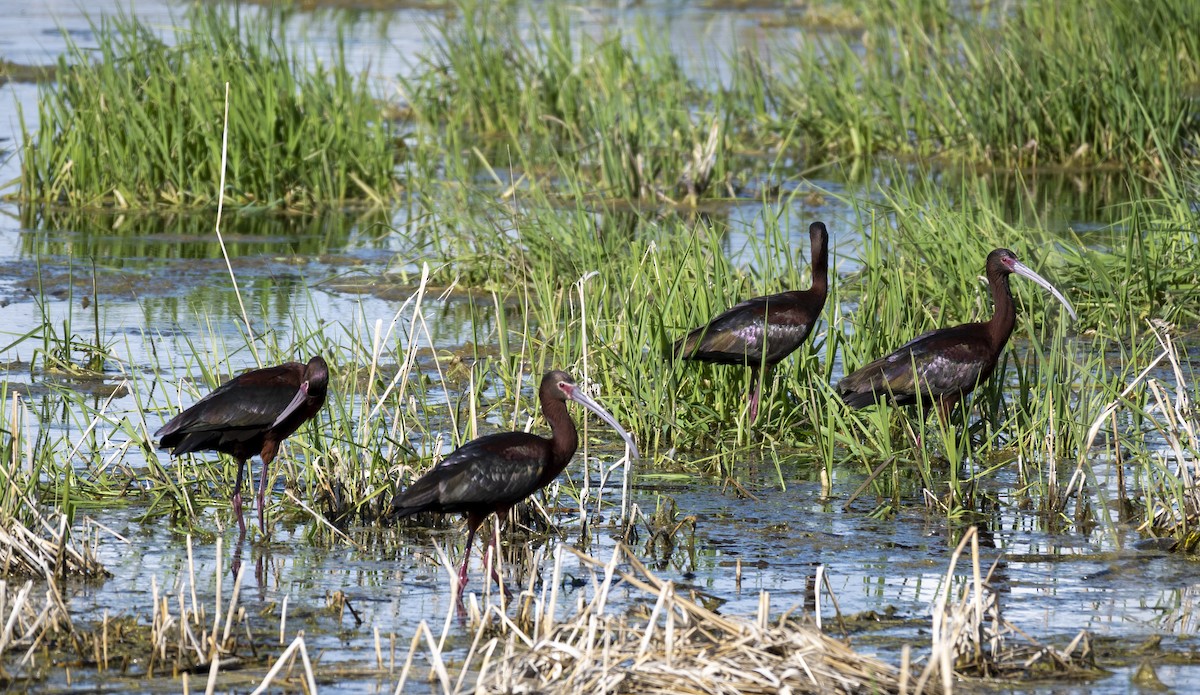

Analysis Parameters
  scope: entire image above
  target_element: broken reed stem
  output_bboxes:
[251,633,318,695]
[220,561,247,646]
[917,525,979,694]
[576,270,597,527]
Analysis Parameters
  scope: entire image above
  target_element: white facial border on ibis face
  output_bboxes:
[559,382,641,461]
[271,381,310,429]
[1011,260,1078,320]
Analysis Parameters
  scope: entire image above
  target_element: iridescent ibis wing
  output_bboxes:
[673,291,824,366]
[836,323,995,409]
[156,362,311,456]
[390,432,550,518]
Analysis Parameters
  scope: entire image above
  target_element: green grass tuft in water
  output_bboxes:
[18,5,400,210]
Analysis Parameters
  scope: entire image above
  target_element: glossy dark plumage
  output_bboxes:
[837,249,1076,420]
[674,221,830,422]
[156,356,330,536]
[390,370,638,595]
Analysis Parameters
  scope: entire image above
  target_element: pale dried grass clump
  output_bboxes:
[472,545,909,695]
[925,528,1102,691]
[0,579,74,676]
[0,513,106,579]
[392,534,1115,695]
[1,393,105,579]
[1069,322,1200,541]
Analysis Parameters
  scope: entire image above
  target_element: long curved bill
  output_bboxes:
[271,381,310,429]
[562,383,641,461]
[1012,260,1077,320]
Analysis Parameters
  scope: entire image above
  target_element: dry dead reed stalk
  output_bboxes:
[0,579,74,680]
[919,527,1103,689]
[467,543,909,695]
[138,537,255,681]
[0,391,106,580]
[1071,321,1200,540]
[0,515,106,579]
[250,633,318,695]
[1134,325,1200,537]
[392,534,1112,695]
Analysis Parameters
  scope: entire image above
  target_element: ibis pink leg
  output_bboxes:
[256,458,270,535]
[748,367,762,423]
[458,523,478,597]
[232,458,248,535]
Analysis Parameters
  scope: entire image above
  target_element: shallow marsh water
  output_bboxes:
[1,0,1198,693]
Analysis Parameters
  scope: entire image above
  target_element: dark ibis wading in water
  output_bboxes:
[836,249,1075,421]
[389,370,638,595]
[674,221,829,422]
[155,356,330,536]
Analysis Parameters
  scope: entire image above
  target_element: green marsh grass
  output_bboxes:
[18,205,388,263]
[8,170,1198,546]
[27,259,111,376]
[403,0,729,203]
[0,373,110,577]
[741,0,1200,167]
[19,5,398,210]
[16,151,1191,537]
[12,0,1200,543]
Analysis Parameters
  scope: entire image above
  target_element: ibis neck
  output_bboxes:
[543,397,579,477]
[987,271,1018,352]
[809,236,829,295]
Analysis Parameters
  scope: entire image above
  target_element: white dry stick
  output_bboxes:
[430,541,462,607]
[1064,331,1169,538]
[280,595,289,647]
[10,391,21,476]
[212,82,258,363]
[575,271,599,528]
[636,581,671,661]
[392,624,425,695]
[221,561,247,645]
[420,621,454,695]
[0,581,32,654]
[187,535,199,622]
[819,568,846,636]
[251,633,319,695]
[62,385,124,481]
[204,643,221,695]
[543,545,564,641]
[284,490,360,549]
[210,538,223,650]
[414,287,456,428]
[917,525,977,695]
[814,565,824,631]
[454,610,495,694]
[366,264,431,427]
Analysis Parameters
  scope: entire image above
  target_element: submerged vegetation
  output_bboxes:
[3,0,1200,691]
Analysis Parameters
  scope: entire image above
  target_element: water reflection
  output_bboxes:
[19,204,394,263]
